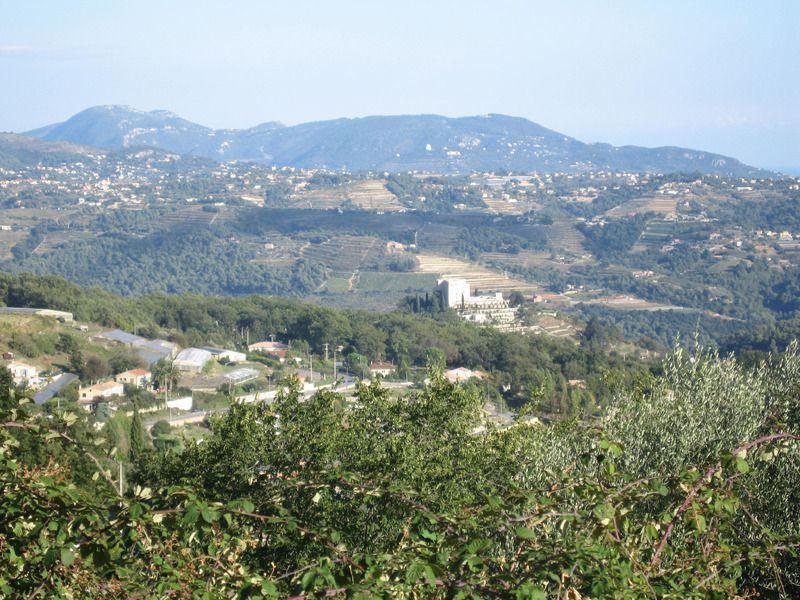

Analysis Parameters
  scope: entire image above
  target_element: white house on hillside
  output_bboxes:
[7,361,40,386]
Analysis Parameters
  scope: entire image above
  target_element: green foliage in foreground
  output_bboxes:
[2,346,800,597]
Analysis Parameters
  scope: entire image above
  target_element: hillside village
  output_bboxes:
[1,304,507,445]
[1,130,798,358]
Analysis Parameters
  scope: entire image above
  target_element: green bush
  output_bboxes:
[2,347,799,596]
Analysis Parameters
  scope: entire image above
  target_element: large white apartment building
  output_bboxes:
[437,278,520,331]
[438,278,472,308]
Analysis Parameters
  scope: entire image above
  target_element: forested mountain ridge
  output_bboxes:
[26,105,768,175]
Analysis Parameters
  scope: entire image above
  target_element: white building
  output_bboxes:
[173,348,213,372]
[444,367,485,384]
[438,278,472,308]
[7,361,40,385]
[437,278,520,331]
[369,360,395,377]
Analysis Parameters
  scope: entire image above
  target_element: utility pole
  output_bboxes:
[118,461,124,496]
[332,347,337,381]
[323,342,329,363]
[309,352,314,385]
[165,363,172,420]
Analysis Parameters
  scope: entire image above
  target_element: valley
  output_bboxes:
[2,134,797,353]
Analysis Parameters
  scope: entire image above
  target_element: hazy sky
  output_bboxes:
[1,0,798,168]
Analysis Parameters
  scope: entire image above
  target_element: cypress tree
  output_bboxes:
[129,407,149,463]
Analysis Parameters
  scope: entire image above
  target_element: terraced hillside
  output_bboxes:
[546,220,587,256]
[632,219,677,252]
[605,195,679,218]
[156,205,225,231]
[415,223,462,255]
[481,196,532,215]
[247,235,305,267]
[301,235,381,272]
[0,230,25,260]
[31,231,95,256]
[481,250,583,272]
[415,252,540,293]
[344,181,405,211]
[293,180,404,212]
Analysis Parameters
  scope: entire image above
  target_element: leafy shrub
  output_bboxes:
[1,348,799,596]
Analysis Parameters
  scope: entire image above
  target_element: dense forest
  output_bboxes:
[10,224,327,297]
[577,215,650,259]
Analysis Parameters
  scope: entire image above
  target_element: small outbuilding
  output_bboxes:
[369,360,395,378]
[202,347,247,364]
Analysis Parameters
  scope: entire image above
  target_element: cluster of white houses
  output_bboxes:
[74,331,250,407]
[3,302,498,421]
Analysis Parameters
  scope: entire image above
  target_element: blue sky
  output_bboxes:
[1,0,797,168]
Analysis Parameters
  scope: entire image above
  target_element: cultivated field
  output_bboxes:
[547,220,587,255]
[605,195,678,217]
[0,230,26,260]
[157,205,225,231]
[527,313,577,339]
[247,235,305,267]
[294,180,405,212]
[301,235,381,272]
[32,230,95,255]
[345,181,405,212]
[632,219,676,252]
[481,195,540,215]
[415,252,540,293]
[415,223,461,255]
[577,294,684,311]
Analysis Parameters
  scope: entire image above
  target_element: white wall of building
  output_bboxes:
[438,278,472,308]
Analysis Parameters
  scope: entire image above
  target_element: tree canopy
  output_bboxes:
[1,344,799,596]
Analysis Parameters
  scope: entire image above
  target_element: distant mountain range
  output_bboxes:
[23,105,767,175]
